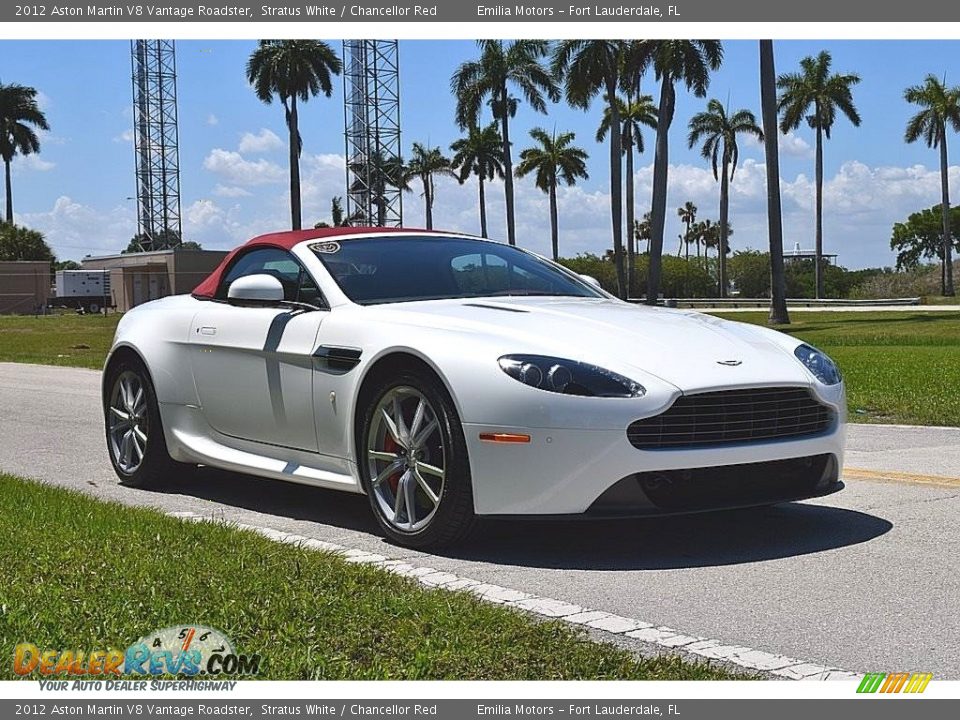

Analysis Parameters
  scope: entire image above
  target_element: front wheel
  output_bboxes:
[359,370,476,549]
[104,358,185,488]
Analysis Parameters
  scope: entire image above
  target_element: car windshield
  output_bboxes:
[310,235,603,305]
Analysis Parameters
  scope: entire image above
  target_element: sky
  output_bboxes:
[1,39,959,268]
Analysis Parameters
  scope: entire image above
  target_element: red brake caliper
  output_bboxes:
[383,435,403,494]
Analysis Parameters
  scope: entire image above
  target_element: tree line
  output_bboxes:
[3,40,958,322]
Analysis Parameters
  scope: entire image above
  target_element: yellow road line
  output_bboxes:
[844,467,960,488]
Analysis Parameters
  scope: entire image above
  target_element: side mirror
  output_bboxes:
[579,274,602,290]
[227,274,284,305]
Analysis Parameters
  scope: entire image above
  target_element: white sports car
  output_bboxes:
[102,228,846,548]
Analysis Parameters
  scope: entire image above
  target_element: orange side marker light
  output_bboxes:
[479,432,531,443]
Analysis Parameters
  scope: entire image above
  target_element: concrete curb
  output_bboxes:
[168,510,864,682]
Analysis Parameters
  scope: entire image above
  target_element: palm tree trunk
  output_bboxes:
[940,128,955,296]
[3,158,12,224]
[719,159,730,299]
[647,75,674,305]
[760,40,790,324]
[814,118,824,299]
[424,176,434,230]
[478,176,488,238]
[500,86,516,246]
[549,180,559,261]
[608,87,626,300]
[287,96,302,231]
[625,126,635,297]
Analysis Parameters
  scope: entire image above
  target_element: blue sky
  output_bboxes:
[1,39,959,268]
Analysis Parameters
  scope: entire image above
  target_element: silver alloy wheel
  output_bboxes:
[366,385,445,533]
[108,370,149,475]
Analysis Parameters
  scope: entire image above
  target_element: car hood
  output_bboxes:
[368,296,812,393]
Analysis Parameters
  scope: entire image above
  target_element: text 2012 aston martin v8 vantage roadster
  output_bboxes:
[103,228,845,548]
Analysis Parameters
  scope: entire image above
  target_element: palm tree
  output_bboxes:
[404,143,455,230]
[634,212,652,257]
[777,50,861,299]
[0,83,49,224]
[553,40,641,299]
[598,93,657,292]
[246,40,342,231]
[515,128,589,261]
[760,40,790,325]
[633,41,724,305]
[450,122,504,238]
[904,74,960,297]
[687,99,763,298]
[452,41,559,246]
[677,201,697,259]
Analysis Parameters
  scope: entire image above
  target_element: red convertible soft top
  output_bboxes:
[191,226,437,299]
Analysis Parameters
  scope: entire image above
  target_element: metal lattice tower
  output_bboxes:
[343,40,402,227]
[130,39,182,251]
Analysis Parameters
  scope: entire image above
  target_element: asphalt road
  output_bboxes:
[1,362,958,677]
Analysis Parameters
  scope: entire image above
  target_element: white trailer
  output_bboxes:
[53,270,112,313]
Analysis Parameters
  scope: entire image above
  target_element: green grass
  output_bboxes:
[0,313,118,369]
[2,310,956,426]
[713,311,960,426]
[0,473,736,681]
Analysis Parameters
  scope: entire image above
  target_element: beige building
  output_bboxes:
[0,261,51,314]
[81,248,228,312]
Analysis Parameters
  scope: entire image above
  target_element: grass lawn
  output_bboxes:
[715,311,960,426]
[0,473,735,681]
[0,313,118,370]
[1,310,956,426]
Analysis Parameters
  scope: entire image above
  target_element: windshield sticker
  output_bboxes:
[314,241,341,254]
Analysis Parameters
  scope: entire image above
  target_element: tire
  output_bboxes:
[87,302,100,314]
[103,357,187,489]
[358,368,476,549]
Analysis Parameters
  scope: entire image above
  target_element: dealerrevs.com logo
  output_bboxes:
[14,625,261,677]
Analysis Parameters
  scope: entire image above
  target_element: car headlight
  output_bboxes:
[498,355,645,398]
[794,344,842,385]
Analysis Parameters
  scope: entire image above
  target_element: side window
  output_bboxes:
[218,247,324,306]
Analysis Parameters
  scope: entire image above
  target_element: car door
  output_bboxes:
[188,247,325,452]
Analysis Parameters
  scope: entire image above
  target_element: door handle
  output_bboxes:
[199,326,217,336]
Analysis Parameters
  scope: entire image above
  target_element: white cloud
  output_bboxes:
[780,131,813,158]
[238,128,283,154]
[184,199,223,227]
[743,130,811,159]
[35,90,53,111]
[17,196,135,260]
[12,155,55,172]
[202,148,284,186]
[113,129,133,144]
[206,113,219,126]
[212,184,252,198]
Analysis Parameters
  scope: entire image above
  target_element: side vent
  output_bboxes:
[313,346,362,371]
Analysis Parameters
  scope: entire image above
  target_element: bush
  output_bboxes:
[850,263,956,299]
[0,222,54,262]
[559,254,716,298]
[727,250,770,297]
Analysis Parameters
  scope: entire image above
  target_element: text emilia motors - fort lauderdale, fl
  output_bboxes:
[13,3,683,18]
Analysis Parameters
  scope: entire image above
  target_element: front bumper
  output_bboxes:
[463,421,845,515]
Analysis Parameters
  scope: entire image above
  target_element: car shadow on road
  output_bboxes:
[450,503,893,571]
[153,466,378,534]
[151,468,892,572]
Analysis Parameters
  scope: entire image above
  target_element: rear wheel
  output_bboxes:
[104,358,186,488]
[359,370,475,549]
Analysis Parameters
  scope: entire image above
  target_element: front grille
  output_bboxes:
[627,387,833,450]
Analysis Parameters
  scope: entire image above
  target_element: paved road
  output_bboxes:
[1,362,958,676]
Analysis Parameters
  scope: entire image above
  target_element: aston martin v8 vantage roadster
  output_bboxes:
[103,228,845,548]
